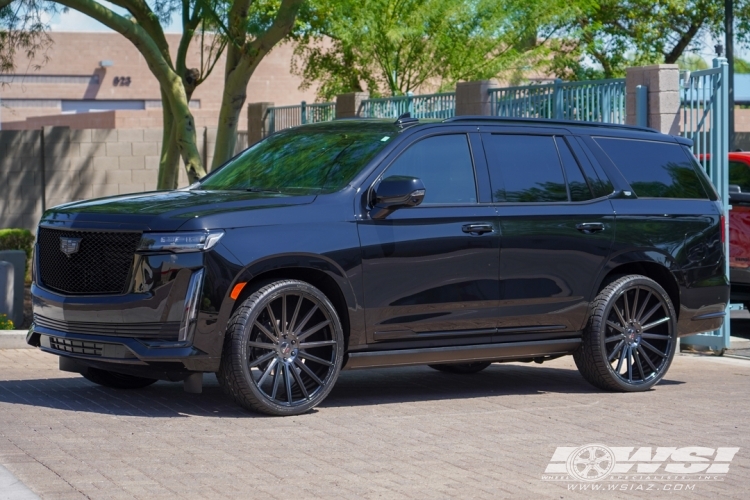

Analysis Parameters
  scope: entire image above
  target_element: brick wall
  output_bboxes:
[0,126,216,232]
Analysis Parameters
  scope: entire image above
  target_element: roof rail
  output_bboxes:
[443,116,658,134]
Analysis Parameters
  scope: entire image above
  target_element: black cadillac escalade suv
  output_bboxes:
[27,116,729,416]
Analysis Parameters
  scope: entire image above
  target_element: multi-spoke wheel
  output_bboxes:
[574,275,677,392]
[217,280,344,415]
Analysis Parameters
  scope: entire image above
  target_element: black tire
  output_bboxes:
[574,275,677,392]
[82,368,158,389]
[217,280,345,416]
[428,362,492,374]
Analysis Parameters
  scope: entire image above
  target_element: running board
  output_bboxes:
[344,338,581,370]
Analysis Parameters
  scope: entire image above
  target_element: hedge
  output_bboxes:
[0,229,35,258]
[0,229,35,282]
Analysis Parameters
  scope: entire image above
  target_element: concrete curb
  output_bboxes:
[0,331,30,349]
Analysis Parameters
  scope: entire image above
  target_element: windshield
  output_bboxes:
[199,123,398,194]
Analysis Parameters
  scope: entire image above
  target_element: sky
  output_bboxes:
[48,4,182,33]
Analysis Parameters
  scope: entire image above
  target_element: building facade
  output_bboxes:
[0,32,317,131]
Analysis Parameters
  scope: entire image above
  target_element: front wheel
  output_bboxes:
[217,280,345,416]
[574,275,677,392]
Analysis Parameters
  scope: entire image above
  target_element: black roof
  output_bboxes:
[443,115,657,134]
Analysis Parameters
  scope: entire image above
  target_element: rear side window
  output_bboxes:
[555,137,594,202]
[383,134,477,204]
[595,137,709,199]
[483,135,567,202]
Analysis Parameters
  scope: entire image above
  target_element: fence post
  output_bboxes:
[301,101,307,125]
[455,80,499,116]
[246,102,274,145]
[635,85,648,127]
[336,92,369,119]
[553,79,563,120]
[625,64,679,134]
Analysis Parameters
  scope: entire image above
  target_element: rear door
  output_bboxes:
[481,131,616,337]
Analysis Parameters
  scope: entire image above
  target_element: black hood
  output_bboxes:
[40,190,316,231]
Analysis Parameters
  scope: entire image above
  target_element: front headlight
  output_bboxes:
[137,230,224,253]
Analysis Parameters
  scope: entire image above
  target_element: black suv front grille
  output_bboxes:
[37,227,142,295]
[49,337,104,356]
[34,314,180,340]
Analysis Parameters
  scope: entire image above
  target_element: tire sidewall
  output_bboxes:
[596,276,677,391]
[230,280,345,415]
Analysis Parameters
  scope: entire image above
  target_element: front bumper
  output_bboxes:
[29,247,225,377]
[27,324,214,379]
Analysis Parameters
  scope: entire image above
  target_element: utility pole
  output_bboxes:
[727,0,735,150]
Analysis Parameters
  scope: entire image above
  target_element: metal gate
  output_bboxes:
[681,57,731,351]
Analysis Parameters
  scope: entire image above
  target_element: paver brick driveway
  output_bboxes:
[0,349,748,499]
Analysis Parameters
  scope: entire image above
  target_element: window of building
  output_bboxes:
[382,134,477,204]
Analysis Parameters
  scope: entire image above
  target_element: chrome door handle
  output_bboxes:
[576,222,605,234]
[462,223,494,235]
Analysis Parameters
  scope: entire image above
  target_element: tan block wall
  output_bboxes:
[0,126,215,232]
[0,32,319,129]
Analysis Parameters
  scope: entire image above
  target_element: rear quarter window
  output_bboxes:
[595,137,709,199]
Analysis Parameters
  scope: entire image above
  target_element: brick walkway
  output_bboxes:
[0,349,748,499]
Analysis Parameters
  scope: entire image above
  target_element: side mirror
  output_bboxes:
[370,176,426,220]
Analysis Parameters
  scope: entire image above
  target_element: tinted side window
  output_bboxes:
[729,160,750,192]
[383,134,477,204]
[571,137,614,197]
[555,137,593,202]
[484,134,567,202]
[595,137,709,199]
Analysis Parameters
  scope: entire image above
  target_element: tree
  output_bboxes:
[292,0,568,100]
[0,0,302,188]
[551,0,750,79]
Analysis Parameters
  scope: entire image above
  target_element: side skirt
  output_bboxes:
[343,338,581,370]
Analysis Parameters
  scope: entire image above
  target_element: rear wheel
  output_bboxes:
[428,362,492,374]
[217,280,344,416]
[574,275,677,392]
[82,368,158,389]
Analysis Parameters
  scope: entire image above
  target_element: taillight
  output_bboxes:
[721,214,726,243]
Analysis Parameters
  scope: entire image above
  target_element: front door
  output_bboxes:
[481,132,615,336]
[358,132,499,345]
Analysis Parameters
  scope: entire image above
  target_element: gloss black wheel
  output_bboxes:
[574,275,677,392]
[218,280,344,416]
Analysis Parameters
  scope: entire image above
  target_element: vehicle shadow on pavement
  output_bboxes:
[0,362,647,418]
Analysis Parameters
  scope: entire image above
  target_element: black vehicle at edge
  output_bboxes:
[27,116,729,415]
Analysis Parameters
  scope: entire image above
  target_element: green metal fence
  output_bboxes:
[680,58,731,351]
[264,101,335,134]
[488,78,627,124]
[358,92,456,119]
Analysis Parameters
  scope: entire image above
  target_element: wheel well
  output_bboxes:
[599,262,680,318]
[231,267,351,346]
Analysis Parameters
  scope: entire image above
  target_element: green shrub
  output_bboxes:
[0,228,35,283]
[0,229,35,258]
[0,314,13,330]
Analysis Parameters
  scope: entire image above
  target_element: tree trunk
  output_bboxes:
[157,93,181,190]
[212,71,248,170]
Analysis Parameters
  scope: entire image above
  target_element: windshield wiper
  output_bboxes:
[246,187,281,193]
